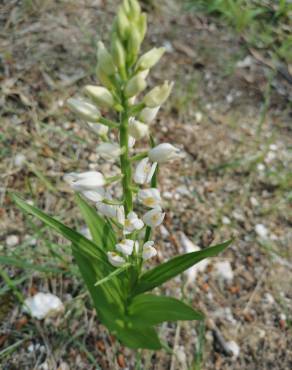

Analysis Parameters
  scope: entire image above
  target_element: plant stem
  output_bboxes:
[120,95,133,214]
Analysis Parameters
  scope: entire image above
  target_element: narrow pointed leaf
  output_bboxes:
[115,325,162,350]
[128,294,204,326]
[134,240,232,295]
[95,263,131,287]
[75,194,116,250]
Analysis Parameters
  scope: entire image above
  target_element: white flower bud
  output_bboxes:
[142,241,157,260]
[111,37,126,69]
[96,202,124,220]
[142,207,165,227]
[148,143,180,163]
[81,189,105,202]
[84,85,114,109]
[136,47,165,71]
[139,106,160,124]
[96,142,123,159]
[117,7,130,40]
[143,81,174,108]
[97,41,116,76]
[125,72,147,98]
[128,135,136,148]
[86,122,109,136]
[67,98,100,122]
[134,158,157,184]
[123,211,144,234]
[138,188,161,208]
[129,118,149,139]
[115,239,137,256]
[107,251,125,267]
[64,171,105,191]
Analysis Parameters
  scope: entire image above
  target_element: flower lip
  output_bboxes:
[107,251,125,267]
[138,188,161,208]
[115,239,136,256]
[142,207,165,227]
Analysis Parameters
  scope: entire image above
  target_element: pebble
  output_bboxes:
[215,261,234,282]
[23,292,64,320]
[5,235,19,247]
[195,111,203,122]
[263,293,275,304]
[257,163,265,172]
[250,196,259,207]
[236,55,253,68]
[255,224,269,239]
[222,216,231,225]
[226,340,240,358]
[159,225,170,238]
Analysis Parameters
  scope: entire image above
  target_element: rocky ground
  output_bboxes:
[0,0,291,369]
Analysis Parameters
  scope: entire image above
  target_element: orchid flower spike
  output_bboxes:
[64,171,105,192]
[138,188,161,208]
[107,252,125,267]
[142,207,165,227]
[134,157,157,184]
[142,241,157,260]
[148,143,180,163]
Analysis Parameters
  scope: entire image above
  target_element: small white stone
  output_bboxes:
[159,225,170,238]
[236,56,253,68]
[5,235,19,247]
[257,163,265,172]
[265,151,276,163]
[175,346,187,366]
[250,197,259,207]
[163,191,172,200]
[280,313,287,321]
[215,261,234,281]
[269,144,278,151]
[226,340,240,358]
[255,224,269,239]
[195,111,203,122]
[14,153,26,167]
[27,344,35,352]
[23,292,64,320]
[263,293,275,304]
[226,94,234,104]
[222,216,231,225]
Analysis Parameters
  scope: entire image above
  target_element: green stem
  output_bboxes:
[120,95,133,214]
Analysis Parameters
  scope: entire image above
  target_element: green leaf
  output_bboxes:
[12,194,108,264]
[115,325,162,350]
[94,263,131,287]
[128,294,204,326]
[134,240,232,295]
[75,194,116,250]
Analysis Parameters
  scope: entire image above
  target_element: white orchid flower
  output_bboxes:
[67,98,100,122]
[86,122,108,136]
[84,85,114,109]
[148,143,180,163]
[123,211,144,234]
[64,171,105,191]
[142,207,165,227]
[142,241,157,260]
[107,251,125,267]
[138,188,161,208]
[115,239,138,256]
[82,189,105,202]
[143,81,174,108]
[129,118,149,139]
[96,202,124,220]
[134,157,157,184]
[97,142,123,159]
[139,106,160,124]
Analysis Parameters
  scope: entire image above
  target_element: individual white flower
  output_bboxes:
[67,98,100,122]
[142,207,165,227]
[123,211,144,234]
[142,241,157,260]
[86,122,109,136]
[143,81,174,108]
[117,205,125,225]
[107,251,125,267]
[136,47,165,71]
[81,189,105,202]
[64,171,105,191]
[96,142,123,159]
[129,117,149,139]
[138,188,161,208]
[139,106,160,124]
[128,135,136,148]
[23,293,64,320]
[84,85,114,109]
[134,157,157,184]
[96,202,124,220]
[115,239,137,256]
[148,143,180,163]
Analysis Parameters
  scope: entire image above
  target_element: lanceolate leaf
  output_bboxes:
[115,325,162,350]
[134,240,232,295]
[128,294,204,327]
[75,194,116,250]
[12,194,109,266]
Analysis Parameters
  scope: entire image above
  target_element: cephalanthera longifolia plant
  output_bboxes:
[13,0,231,350]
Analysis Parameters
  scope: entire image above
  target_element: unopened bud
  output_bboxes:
[139,106,160,124]
[111,36,126,70]
[125,72,147,98]
[136,47,165,71]
[137,13,147,42]
[67,98,100,122]
[143,81,174,108]
[128,0,141,20]
[84,86,114,109]
[117,7,130,40]
[129,118,149,139]
[97,41,116,76]
[96,66,115,90]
